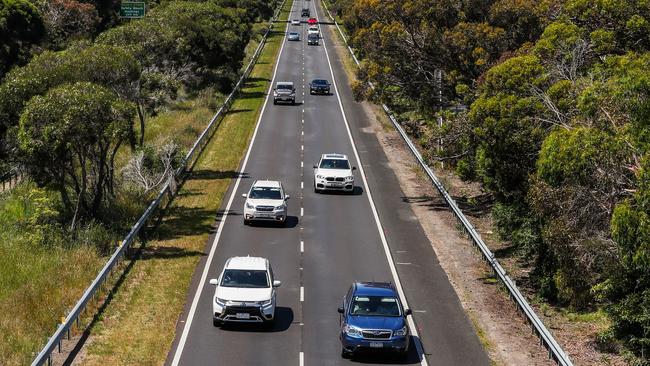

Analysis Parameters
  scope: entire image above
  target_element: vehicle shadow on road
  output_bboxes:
[219,306,294,333]
[317,186,364,196]
[347,336,423,364]
[247,215,299,228]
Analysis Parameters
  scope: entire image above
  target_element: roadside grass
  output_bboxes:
[78,2,291,365]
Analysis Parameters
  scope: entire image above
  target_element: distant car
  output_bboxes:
[313,153,356,193]
[307,33,319,45]
[309,79,330,94]
[273,81,295,105]
[307,17,318,25]
[301,8,310,17]
[308,25,320,37]
[242,180,289,225]
[209,256,282,326]
[291,19,301,26]
[338,282,411,359]
[288,32,300,41]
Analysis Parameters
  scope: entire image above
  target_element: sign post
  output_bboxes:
[120,2,145,18]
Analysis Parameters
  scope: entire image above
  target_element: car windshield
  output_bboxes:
[277,84,292,90]
[220,269,269,288]
[313,79,327,85]
[319,158,350,169]
[350,296,401,316]
[249,186,282,199]
[289,32,299,36]
[308,33,318,38]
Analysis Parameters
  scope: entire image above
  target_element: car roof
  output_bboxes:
[253,179,281,188]
[276,81,293,86]
[321,153,348,160]
[353,282,398,297]
[225,256,268,270]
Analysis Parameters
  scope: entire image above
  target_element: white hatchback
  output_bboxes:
[210,256,281,326]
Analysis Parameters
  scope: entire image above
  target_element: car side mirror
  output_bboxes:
[242,193,247,198]
[352,166,357,171]
[337,307,344,314]
[273,280,282,287]
[313,165,318,169]
[405,308,412,316]
[209,279,219,285]
[285,194,290,200]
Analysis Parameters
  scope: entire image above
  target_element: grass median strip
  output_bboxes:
[76,6,291,365]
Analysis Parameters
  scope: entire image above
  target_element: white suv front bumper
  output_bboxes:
[314,177,354,191]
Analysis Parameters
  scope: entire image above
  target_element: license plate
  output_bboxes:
[236,313,250,319]
[369,342,383,348]
[256,213,271,217]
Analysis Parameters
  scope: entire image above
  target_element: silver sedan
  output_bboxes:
[288,32,300,41]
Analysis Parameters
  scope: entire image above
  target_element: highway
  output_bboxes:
[166,0,490,364]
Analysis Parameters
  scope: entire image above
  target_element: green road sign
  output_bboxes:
[120,2,145,18]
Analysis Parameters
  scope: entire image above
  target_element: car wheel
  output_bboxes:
[341,347,352,359]
[273,99,277,105]
[213,318,222,327]
[291,99,295,105]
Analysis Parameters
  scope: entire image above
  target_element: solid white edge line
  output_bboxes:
[170,2,294,364]
[315,2,428,365]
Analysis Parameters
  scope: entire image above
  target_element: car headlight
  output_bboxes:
[259,299,273,307]
[343,324,362,338]
[215,297,227,306]
[316,174,324,179]
[275,205,286,211]
[245,201,255,209]
[273,91,278,96]
[394,326,408,336]
[345,176,354,181]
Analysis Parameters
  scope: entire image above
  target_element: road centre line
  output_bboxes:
[315,2,428,364]
[169,4,293,364]
[300,286,304,302]
[300,241,304,253]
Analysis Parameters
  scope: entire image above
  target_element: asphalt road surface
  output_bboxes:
[166,0,490,365]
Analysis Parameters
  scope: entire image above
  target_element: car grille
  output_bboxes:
[362,330,392,339]
[256,206,274,212]
[224,306,261,315]
[325,177,345,182]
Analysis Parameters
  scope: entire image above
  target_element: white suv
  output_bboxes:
[242,180,289,225]
[313,153,356,193]
[209,256,281,326]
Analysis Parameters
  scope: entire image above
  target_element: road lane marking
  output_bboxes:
[301,161,303,168]
[300,286,304,302]
[170,3,294,364]
[300,240,304,253]
[299,352,304,366]
[301,181,304,189]
[300,207,304,217]
[316,2,428,364]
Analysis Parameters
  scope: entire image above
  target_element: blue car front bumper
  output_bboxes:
[341,333,409,354]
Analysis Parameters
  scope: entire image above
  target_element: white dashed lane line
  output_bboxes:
[300,286,304,302]
[300,241,304,253]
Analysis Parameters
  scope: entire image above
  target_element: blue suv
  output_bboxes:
[337,282,411,358]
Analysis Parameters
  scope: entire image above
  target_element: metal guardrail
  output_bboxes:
[31,1,287,364]
[320,2,573,365]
